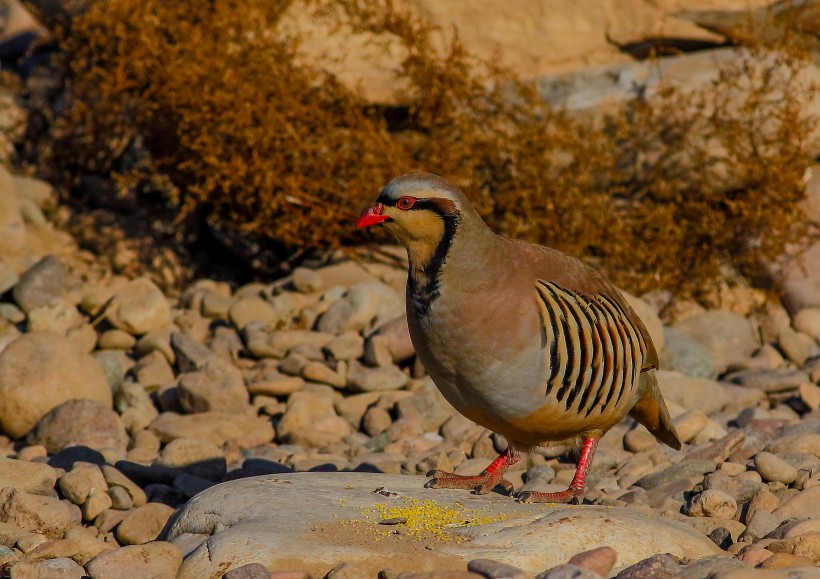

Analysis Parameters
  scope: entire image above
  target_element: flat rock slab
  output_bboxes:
[163,472,722,578]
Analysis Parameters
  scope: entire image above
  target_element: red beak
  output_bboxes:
[356,203,390,228]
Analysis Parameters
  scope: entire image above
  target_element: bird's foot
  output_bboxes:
[425,469,515,495]
[516,486,584,504]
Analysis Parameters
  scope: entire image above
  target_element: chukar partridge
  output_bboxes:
[356,173,682,503]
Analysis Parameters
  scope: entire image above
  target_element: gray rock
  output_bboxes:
[674,556,744,579]
[635,459,717,491]
[468,558,529,579]
[12,256,69,313]
[659,328,715,379]
[613,553,682,579]
[94,350,130,393]
[704,471,767,504]
[222,562,271,579]
[29,399,128,455]
[536,564,602,579]
[726,368,809,393]
[740,508,779,542]
[163,472,721,578]
[674,311,758,374]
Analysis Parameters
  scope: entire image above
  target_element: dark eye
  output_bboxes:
[396,196,416,210]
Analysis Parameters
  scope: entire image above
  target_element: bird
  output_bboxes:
[356,173,682,503]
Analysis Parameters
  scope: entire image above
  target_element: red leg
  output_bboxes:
[426,448,520,495]
[517,437,599,504]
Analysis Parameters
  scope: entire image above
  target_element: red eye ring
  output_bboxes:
[397,196,416,210]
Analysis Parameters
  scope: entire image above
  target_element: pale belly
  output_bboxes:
[408,294,631,446]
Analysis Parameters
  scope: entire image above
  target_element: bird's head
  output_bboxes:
[356,173,468,255]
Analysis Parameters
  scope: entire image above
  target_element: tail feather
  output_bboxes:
[628,370,682,450]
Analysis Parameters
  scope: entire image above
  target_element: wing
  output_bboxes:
[534,279,652,419]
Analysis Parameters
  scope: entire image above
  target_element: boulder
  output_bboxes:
[0,332,111,438]
[163,472,722,577]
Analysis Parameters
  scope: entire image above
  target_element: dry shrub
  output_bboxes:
[34,0,817,297]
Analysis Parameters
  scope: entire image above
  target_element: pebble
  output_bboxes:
[687,489,738,519]
[566,546,617,576]
[0,457,57,495]
[778,328,820,366]
[229,296,280,330]
[773,486,820,521]
[115,503,176,545]
[59,462,108,506]
[30,399,128,455]
[155,438,227,481]
[672,410,708,442]
[673,310,759,374]
[301,360,347,388]
[12,256,70,313]
[148,412,274,447]
[467,559,528,579]
[0,488,72,539]
[276,391,352,447]
[372,315,416,363]
[84,541,182,578]
[728,368,811,393]
[754,452,799,485]
[106,277,172,335]
[347,360,408,392]
[177,357,250,414]
[10,557,86,579]
[660,328,715,379]
[741,509,780,542]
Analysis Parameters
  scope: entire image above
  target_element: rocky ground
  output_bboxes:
[3,161,820,579]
